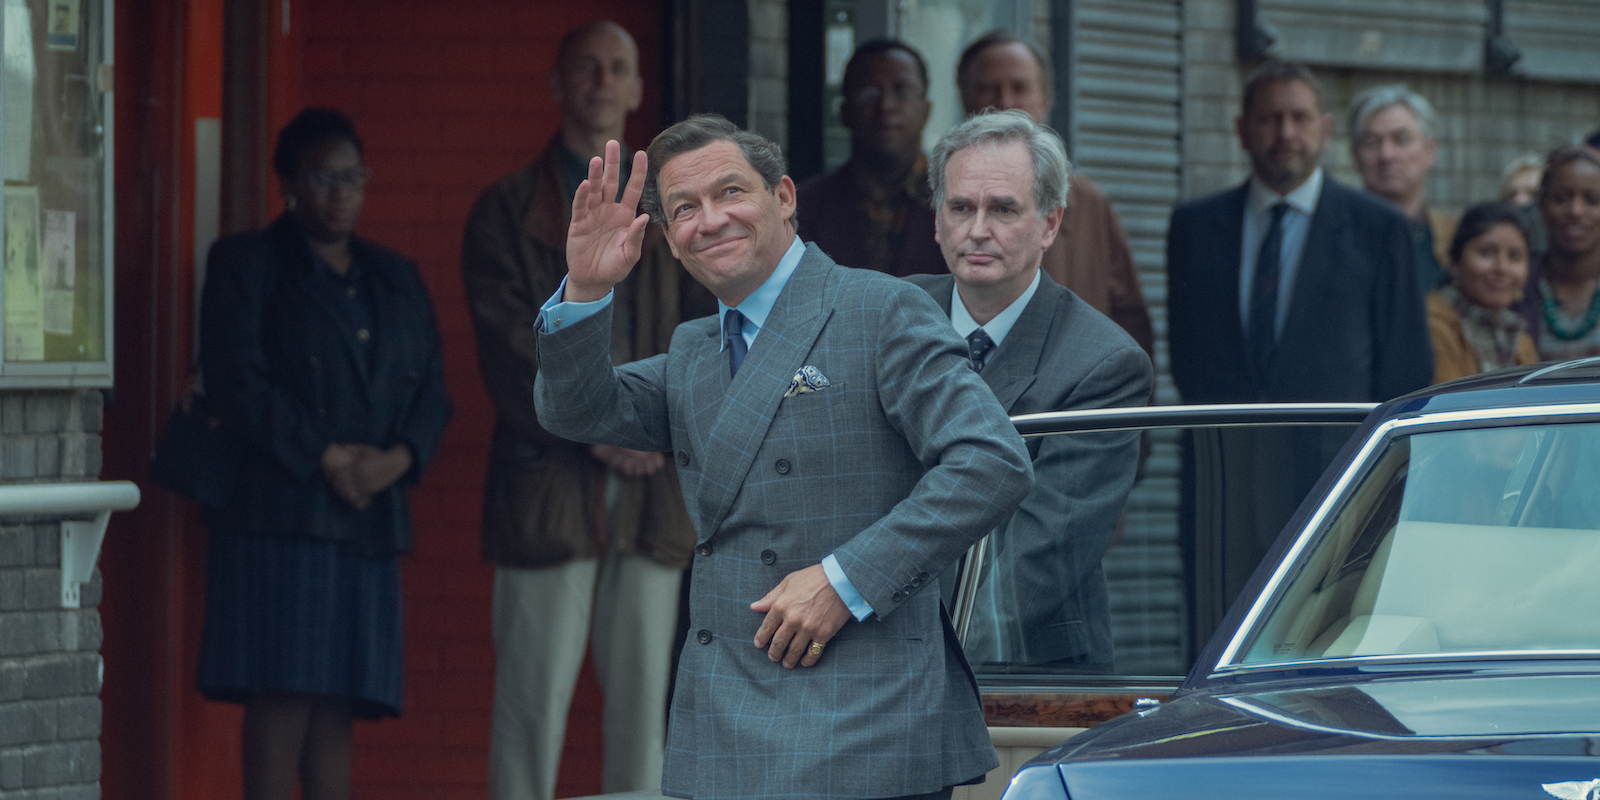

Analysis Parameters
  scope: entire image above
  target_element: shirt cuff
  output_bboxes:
[536,275,613,333]
[823,554,874,621]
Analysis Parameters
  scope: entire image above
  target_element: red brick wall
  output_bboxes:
[293,4,666,798]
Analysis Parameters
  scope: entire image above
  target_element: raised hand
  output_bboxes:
[566,140,650,303]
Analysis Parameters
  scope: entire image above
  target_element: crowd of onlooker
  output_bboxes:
[183,17,1600,800]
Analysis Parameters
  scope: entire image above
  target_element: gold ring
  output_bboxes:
[808,641,825,656]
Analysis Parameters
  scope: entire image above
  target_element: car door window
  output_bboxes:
[1236,421,1600,665]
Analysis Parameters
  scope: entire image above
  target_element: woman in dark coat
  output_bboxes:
[195,108,451,800]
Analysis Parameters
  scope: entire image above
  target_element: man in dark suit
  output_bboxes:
[1165,61,1431,635]
[1166,60,1431,405]
[908,110,1152,672]
[533,116,1032,799]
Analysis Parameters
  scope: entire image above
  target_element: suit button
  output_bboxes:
[760,550,776,565]
[902,584,913,594]
[891,591,905,603]
[910,575,924,588]
[918,571,929,581]
[697,543,712,557]
[678,451,690,467]
[697,629,712,645]
[774,458,791,474]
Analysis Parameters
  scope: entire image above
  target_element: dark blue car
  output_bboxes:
[983,360,1600,800]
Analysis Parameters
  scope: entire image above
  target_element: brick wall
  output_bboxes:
[294,3,664,798]
[749,0,788,149]
[0,390,106,800]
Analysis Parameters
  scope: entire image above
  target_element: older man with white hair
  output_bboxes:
[1349,84,1457,291]
[907,110,1152,672]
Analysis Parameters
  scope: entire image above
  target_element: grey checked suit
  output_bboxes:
[534,243,1033,800]
[909,273,1151,669]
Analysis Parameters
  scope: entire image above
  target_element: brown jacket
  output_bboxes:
[1043,175,1155,358]
[1427,291,1538,384]
[1427,206,1458,274]
[462,138,709,568]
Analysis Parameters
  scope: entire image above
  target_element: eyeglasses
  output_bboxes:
[845,84,924,108]
[303,167,370,192]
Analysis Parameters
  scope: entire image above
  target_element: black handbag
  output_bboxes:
[150,381,239,508]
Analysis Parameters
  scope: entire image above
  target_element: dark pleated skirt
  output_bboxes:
[195,529,404,719]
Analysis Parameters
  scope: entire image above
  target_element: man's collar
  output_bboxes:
[1249,167,1323,216]
[950,268,1042,346]
[718,235,806,349]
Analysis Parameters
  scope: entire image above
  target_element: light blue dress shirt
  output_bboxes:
[949,268,1042,347]
[1238,167,1323,339]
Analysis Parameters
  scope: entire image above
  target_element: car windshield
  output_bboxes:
[1238,420,1600,664]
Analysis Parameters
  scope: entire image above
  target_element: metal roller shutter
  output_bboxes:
[1068,0,1187,676]
[1253,0,1486,73]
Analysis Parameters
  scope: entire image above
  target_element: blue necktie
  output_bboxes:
[967,328,995,372]
[725,309,748,377]
[1249,203,1288,377]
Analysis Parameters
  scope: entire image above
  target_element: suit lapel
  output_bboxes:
[695,244,834,537]
[273,221,378,398]
[977,278,1056,412]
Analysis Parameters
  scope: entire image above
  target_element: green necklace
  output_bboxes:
[1543,280,1600,341]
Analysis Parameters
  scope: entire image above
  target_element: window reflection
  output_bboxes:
[1240,421,1600,664]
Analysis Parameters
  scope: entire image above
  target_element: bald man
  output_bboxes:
[956,30,1154,357]
[461,20,711,800]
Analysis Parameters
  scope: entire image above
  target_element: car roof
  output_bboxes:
[1386,357,1600,419]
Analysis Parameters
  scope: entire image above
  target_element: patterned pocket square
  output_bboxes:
[783,365,831,398]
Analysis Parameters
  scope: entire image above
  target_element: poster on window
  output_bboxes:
[4,186,44,360]
[42,209,74,335]
[3,0,35,181]
[46,0,79,51]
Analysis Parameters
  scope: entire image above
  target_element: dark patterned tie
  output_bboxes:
[966,328,995,372]
[1248,203,1289,377]
[725,309,749,377]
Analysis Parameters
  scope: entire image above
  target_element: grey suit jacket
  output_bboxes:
[909,273,1152,668]
[534,243,1033,800]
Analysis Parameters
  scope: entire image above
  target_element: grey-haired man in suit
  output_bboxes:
[908,111,1152,672]
[531,114,1033,800]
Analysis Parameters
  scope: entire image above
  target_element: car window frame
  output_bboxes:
[1212,402,1600,676]
[962,403,1378,725]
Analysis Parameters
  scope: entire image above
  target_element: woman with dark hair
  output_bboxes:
[194,108,451,800]
[1518,144,1600,361]
[1428,202,1540,383]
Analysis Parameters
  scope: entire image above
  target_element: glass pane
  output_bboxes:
[956,422,1360,680]
[893,0,1028,155]
[1239,421,1600,664]
[3,0,105,363]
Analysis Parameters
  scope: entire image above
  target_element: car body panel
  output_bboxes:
[991,361,1600,798]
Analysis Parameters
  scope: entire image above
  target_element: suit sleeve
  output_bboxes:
[985,341,1151,659]
[830,285,1035,618]
[1099,203,1157,359]
[389,262,453,484]
[1165,205,1203,404]
[533,302,674,453]
[461,182,567,445]
[199,236,336,482]
[1372,212,1434,400]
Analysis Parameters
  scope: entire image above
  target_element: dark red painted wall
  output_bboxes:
[103,2,667,798]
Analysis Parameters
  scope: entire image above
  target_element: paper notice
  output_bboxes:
[46,0,80,52]
[43,209,73,335]
[4,186,44,360]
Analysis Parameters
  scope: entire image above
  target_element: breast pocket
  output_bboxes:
[779,383,848,419]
